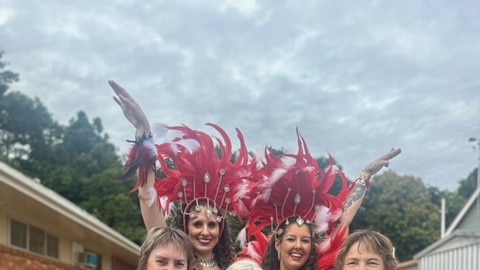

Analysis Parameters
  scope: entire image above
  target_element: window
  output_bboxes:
[10,220,27,248]
[46,234,59,258]
[29,226,45,254]
[10,219,59,258]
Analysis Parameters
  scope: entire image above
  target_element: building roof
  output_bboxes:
[397,259,418,269]
[414,229,480,259]
[0,161,140,258]
[444,187,480,236]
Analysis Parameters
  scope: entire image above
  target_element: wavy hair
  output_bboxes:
[172,201,235,270]
[262,216,318,270]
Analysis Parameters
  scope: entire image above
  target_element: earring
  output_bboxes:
[277,252,280,261]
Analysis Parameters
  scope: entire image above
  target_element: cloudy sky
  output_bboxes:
[1,0,479,190]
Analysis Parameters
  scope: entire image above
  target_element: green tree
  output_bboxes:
[457,168,478,199]
[351,171,440,261]
[0,51,144,243]
[428,186,466,228]
[0,51,19,96]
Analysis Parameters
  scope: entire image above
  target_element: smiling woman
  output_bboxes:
[108,80,401,270]
[335,230,397,270]
[236,131,401,270]
[109,80,253,270]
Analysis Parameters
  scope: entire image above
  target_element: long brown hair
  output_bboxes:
[172,201,236,269]
[262,217,318,270]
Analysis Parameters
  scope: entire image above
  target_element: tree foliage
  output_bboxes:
[1,50,478,255]
[0,51,19,96]
[351,171,441,261]
[0,52,145,244]
[457,168,478,199]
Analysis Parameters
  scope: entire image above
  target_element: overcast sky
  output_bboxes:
[1,0,479,191]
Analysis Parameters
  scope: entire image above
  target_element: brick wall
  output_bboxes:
[111,256,136,270]
[0,244,80,270]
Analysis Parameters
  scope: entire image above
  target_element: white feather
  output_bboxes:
[143,138,158,158]
[258,168,287,189]
[152,122,168,139]
[314,205,331,233]
[237,227,248,248]
[317,235,331,253]
[178,138,200,153]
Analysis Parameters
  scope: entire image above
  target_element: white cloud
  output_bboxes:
[221,0,259,16]
[1,0,479,191]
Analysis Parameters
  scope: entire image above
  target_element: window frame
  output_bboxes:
[9,219,60,259]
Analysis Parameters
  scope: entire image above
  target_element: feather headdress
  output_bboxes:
[123,123,253,232]
[239,129,354,267]
[157,124,252,231]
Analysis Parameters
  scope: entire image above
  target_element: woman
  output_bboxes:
[335,230,397,270]
[238,130,401,270]
[138,227,195,270]
[262,216,318,270]
[109,80,251,270]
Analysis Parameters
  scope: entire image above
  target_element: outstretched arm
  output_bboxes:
[108,80,167,230]
[335,148,401,234]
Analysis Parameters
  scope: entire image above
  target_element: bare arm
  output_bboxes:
[334,148,402,235]
[108,80,167,231]
[138,170,167,230]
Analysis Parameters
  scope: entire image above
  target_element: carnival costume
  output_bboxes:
[237,129,359,270]
[123,123,254,269]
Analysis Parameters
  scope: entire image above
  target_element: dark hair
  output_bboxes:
[137,227,195,270]
[172,201,235,269]
[262,217,318,270]
[335,230,397,270]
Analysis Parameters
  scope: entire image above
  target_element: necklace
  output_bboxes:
[196,256,217,268]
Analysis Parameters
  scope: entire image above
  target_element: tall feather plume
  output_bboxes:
[153,124,253,218]
[240,129,354,268]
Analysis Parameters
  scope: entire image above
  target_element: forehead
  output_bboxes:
[346,242,382,258]
[150,243,188,260]
[284,223,311,236]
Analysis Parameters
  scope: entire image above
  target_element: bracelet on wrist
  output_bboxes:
[355,170,371,186]
[126,131,153,145]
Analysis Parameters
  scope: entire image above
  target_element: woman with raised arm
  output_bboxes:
[237,129,401,270]
[109,80,252,270]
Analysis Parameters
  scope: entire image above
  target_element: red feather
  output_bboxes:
[153,124,253,217]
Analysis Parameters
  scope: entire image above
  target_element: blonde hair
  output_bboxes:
[335,230,397,270]
[137,227,195,270]
[227,259,263,270]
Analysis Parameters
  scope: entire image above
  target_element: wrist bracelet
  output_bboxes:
[355,170,371,186]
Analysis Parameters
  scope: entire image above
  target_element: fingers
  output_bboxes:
[364,148,401,175]
[376,147,401,161]
[108,80,133,100]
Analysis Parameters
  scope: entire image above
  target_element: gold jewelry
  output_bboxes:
[356,170,370,186]
[196,256,217,268]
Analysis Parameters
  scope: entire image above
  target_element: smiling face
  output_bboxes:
[275,223,313,270]
[146,243,189,270]
[343,242,385,270]
[186,206,220,258]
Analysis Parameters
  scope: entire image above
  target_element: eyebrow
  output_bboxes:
[154,255,187,262]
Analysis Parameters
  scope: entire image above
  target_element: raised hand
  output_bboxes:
[363,147,402,176]
[108,80,151,137]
